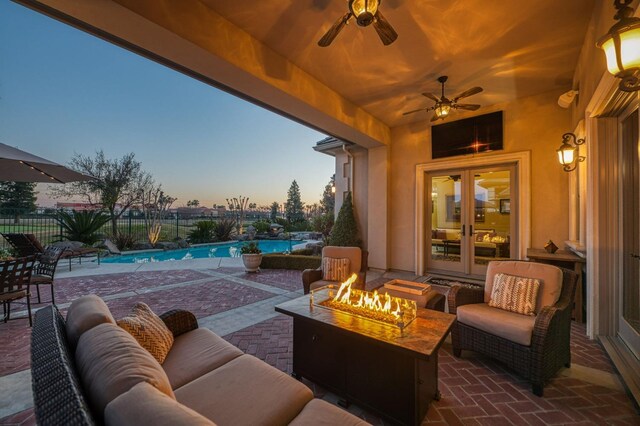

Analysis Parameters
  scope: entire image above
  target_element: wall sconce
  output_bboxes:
[597,0,640,92]
[556,133,586,172]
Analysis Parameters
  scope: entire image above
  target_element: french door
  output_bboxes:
[426,165,517,279]
[620,106,640,358]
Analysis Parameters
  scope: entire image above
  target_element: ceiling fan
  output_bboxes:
[318,0,398,47]
[403,76,483,122]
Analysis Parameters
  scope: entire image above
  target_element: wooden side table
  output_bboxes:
[526,248,586,323]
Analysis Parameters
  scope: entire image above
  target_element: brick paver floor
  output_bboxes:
[1,266,638,425]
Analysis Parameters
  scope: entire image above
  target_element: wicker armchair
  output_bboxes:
[447,261,577,396]
[302,246,368,294]
[1,256,36,326]
[31,246,64,304]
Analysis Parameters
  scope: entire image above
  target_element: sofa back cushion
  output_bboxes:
[322,246,361,274]
[105,382,215,426]
[75,323,175,416]
[485,261,563,314]
[66,295,116,350]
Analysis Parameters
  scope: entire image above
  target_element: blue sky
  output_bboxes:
[0,1,333,207]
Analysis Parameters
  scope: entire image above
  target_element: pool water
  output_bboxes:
[101,240,306,264]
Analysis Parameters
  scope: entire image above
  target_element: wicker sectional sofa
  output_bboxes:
[31,296,369,426]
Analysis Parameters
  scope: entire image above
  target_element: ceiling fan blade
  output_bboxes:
[453,87,483,101]
[402,107,429,116]
[372,11,398,45]
[422,92,440,102]
[430,113,441,122]
[454,103,481,111]
[318,12,351,47]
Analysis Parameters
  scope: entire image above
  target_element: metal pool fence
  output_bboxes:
[0,208,231,250]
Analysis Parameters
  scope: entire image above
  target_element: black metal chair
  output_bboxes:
[31,246,64,304]
[0,256,36,326]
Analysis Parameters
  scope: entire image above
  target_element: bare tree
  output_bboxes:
[226,196,249,234]
[50,151,152,236]
[140,185,176,246]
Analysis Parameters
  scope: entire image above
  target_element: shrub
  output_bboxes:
[54,210,110,245]
[215,218,236,241]
[240,241,261,254]
[112,232,136,250]
[290,248,314,256]
[312,213,334,242]
[187,220,217,243]
[328,192,361,247]
[261,254,321,270]
[0,248,13,260]
[252,219,270,233]
[286,219,311,232]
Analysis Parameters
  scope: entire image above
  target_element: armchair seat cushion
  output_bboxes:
[163,328,243,390]
[456,303,536,346]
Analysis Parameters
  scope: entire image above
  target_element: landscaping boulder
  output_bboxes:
[155,241,179,251]
[94,239,121,255]
[132,242,154,251]
[305,242,324,256]
[173,238,190,248]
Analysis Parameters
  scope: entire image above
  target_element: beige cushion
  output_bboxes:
[105,382,215,426]
[175,354,313,425]
[117,302,174,364]
[163,328,243,389]
[485,261,563,314]
[75,323,175,415]
[66,295,115,349]
[322,257,350,281]
[322,246,361,274]
[488,273,540,316]
[457,303,537,346]
[290,399,370,426]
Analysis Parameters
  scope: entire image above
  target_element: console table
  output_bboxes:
[526,248,585,323]
[275,295,455,425]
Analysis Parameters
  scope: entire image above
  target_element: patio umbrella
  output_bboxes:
[0,142,94,183]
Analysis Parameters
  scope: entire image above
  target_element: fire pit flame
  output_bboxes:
[315,274,417,329]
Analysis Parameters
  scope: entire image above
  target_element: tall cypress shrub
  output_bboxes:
[328,192,361,247]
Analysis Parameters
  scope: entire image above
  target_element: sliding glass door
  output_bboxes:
[427,165,517,278]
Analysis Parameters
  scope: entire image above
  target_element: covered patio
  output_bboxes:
[0,261,637,425]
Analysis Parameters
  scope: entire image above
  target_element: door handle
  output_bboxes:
[461,226,465,237]
[469,225,473,235]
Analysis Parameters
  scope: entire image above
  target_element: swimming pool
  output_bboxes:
[101,240,307,264]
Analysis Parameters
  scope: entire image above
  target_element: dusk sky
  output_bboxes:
[0,1,334,208]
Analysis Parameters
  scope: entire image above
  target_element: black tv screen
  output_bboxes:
[431,111,503,159]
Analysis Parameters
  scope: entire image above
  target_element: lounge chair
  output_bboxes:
[1,233,100,271]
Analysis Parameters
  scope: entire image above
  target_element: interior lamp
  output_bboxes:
[597,0,640,92]
[349,0,379,26]
[556,133,586,172]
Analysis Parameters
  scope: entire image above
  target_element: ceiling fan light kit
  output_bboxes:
[318,0,397,47]
[403,76,483,122]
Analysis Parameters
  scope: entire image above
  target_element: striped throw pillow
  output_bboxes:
[488,273,540,316]
[322,257,350,282]
[117,303,174,364]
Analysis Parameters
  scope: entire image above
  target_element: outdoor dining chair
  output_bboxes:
[0,256,36,326]
[31,246,64,304]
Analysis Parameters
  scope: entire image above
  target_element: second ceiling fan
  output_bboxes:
[318,0,398,47]
[403,76,483,122]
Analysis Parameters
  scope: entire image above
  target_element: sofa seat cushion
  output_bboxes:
[175,354,313,425]
[75,323,175,415]
[105,382,215,426]
[289,399,370,426]
[163,328,243,389]
[456,303,536,346]
[66,294,116,350]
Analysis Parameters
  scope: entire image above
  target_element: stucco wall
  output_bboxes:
[334,149,368,249]
[389,90,572,272]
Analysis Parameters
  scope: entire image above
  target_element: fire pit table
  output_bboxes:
[275,285,455,426]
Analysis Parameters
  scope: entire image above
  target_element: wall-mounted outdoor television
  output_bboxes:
[431,111,503,159]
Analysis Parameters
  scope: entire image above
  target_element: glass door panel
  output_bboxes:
[428,173,464,273]
[620,109,640,357]
[471,169,514,275]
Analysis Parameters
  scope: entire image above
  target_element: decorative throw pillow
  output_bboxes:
[117,303,174,364]
[488,273,540,316]
[322,257,350,282]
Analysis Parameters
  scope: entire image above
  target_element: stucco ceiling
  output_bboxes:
[201,0,596,128]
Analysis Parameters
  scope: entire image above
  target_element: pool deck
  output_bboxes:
[1,258,638,425]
